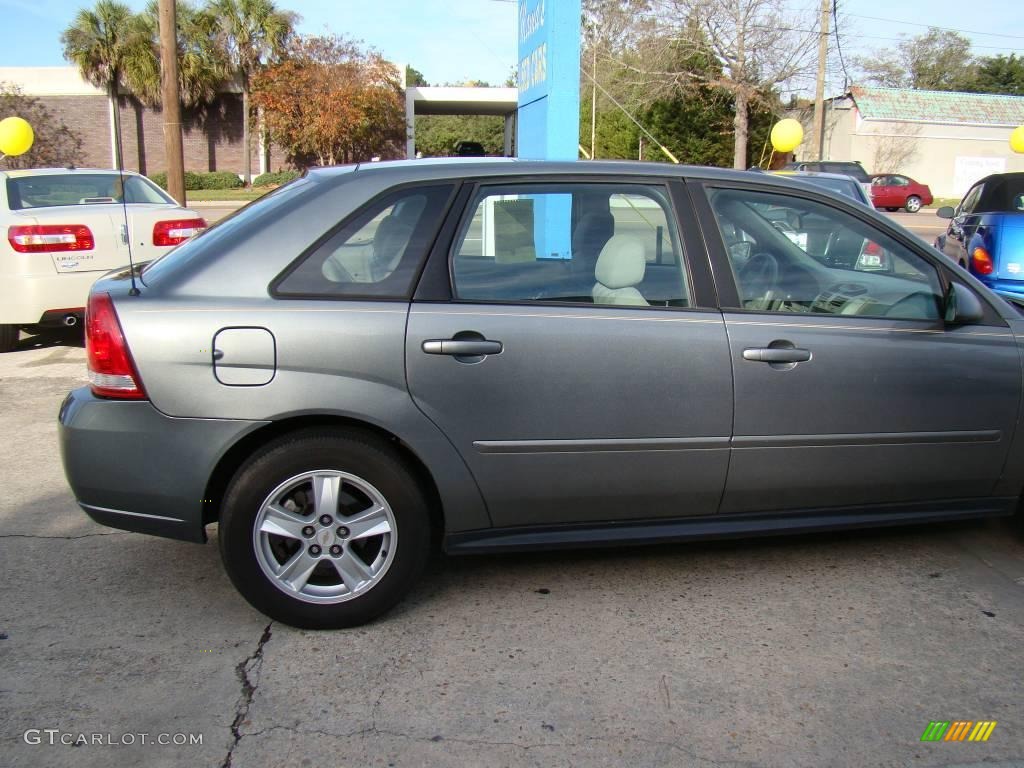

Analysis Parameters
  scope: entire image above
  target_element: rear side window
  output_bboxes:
[6,174,173,209]
[451,183,689,307]
[274,184,454,299]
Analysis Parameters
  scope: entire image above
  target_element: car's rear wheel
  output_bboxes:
[218,430,432,628]
[0,324,19,353]
[905,195,922,213]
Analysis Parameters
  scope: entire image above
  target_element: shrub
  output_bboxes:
[147,171,245,190]
[253,170,301,187]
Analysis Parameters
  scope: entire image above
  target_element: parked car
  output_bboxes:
[0,168,205,352]
[935,172,1024,298]
[870,174,933,213]
[454,141,486,157]
[60,159,1024,629]
[770,170,873,207]
[783,160,871,183]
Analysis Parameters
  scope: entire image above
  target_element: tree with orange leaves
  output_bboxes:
[252,34,405,167]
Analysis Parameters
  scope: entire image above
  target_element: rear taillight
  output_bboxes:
[152,218,206,246]
[8,224,94,253]
[862,240,883,256]
[86,293,146,400]
[972,247,994,276]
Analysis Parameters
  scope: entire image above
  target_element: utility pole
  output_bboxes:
[812,0,831,162]
[590,45,597,160]
[159,0,186,205]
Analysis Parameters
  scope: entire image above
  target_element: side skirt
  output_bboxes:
[444,498,1017,555]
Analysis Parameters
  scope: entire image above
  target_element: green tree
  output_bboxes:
[209,0,297,184]
[61,0,150,169]
[855,28,977,91]
[128,0,230,109]
[405,65,428,86]
[968,54,1024,95]
[0,84,84,169]
[414,115,505,157]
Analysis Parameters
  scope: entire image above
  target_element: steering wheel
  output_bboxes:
[739,251,780,304]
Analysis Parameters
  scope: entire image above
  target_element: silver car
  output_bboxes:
[59,159,1024,628]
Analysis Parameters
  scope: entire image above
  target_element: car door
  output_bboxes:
[692,181,1021,515]
[871,175,898,208]
[405,178,733,528]
[942,183,983,268]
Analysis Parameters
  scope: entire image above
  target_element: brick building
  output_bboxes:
[0,66,283,177]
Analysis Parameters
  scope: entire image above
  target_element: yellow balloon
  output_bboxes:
[1011,126,1024,154]
[770,119,804,154]
[0,117,34,157]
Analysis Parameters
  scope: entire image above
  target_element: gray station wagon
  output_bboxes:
[59,159,1024,628]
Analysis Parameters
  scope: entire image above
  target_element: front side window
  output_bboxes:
[708,187,944,321]
[451,183,689,308]
[959,185,982,215]
[275,184,454,299]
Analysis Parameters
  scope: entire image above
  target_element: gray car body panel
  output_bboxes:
[58,389,266,542]
[59,159,1024,546]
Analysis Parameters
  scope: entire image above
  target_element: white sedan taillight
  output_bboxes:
[8,224,95,253]
[153,218,207,247]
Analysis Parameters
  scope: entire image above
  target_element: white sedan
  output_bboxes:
[0,168,206,351]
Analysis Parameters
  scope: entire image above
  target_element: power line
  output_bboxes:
[843,13,1024,40]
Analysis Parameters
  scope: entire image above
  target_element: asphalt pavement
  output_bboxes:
[2,204,1023,768]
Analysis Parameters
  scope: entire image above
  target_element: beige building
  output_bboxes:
[807,86,1024,199]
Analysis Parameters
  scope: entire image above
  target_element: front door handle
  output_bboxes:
[743,347,811,363]
[422,339,503,356]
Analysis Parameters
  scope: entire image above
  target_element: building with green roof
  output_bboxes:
[811,86,1024,198]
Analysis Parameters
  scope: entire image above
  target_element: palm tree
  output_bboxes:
[61,0,150,170]
[209,0,297,185]
[127,1,230,109]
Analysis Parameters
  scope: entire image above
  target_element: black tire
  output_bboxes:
[905,195,922,213]
[885,207,899,212]
[219,429,432,629]
[0,324,18,353]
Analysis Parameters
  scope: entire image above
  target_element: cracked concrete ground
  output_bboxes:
[2,334,1024,768]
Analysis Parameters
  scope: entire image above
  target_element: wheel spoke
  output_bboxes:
[332,550,374,591]
[259,504,309,540]
[276,549,319,592]
[341,504,392,540]
[312,473,341,517]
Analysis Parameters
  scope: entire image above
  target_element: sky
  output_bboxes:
[1,0,1023,94]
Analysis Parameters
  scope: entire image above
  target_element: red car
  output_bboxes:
[870,174,933,213]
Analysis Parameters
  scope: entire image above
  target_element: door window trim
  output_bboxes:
[690,179,1008,327]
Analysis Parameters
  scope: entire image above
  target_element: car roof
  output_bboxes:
[771,170,861,182]
[311,158,861,191]
[0,167,144,179]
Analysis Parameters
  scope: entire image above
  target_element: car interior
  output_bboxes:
[450,186,690,307]
[709,189,943,320]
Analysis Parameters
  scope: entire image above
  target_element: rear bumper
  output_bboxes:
[0,270,105,325]
[59,387,266,542]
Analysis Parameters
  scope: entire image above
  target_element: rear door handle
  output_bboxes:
[742,347,811,363]
[422,339,503,356]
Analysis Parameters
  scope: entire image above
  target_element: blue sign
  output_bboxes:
[517,0,581,161]
[517,0,580,259]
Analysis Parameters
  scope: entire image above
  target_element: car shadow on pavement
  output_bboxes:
[15,327,85,351]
